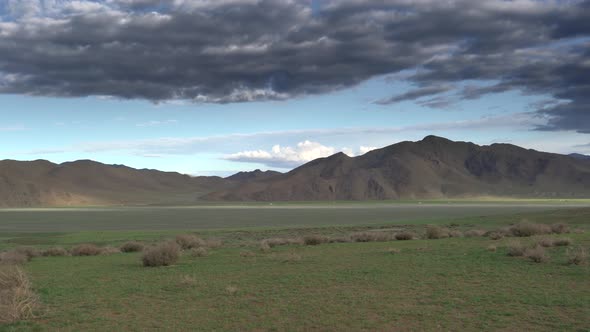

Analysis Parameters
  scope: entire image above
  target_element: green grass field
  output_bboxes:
[1,205,590,331]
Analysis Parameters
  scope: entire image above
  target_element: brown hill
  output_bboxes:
[206,136,590,201]
[0,159,233,207]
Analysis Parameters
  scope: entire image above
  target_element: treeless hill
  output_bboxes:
[0,159,233,207]
[206,135,590,201]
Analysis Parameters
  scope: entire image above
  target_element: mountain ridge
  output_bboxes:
[2,136,589,207]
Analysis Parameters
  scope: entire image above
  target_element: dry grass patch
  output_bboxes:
[553,238,572,247]
[190,247,208,257]
[487,245,497,252]
[507,241,526,257]
[487,232,504,240]
[537,237,555,248]
[303,235,329,246]
[41,247,68,257]
[0,265,39,324]
[464,229,486,237]
[175,234,205,250]
[350,231,392,242]
[141,242,180,267]
[425,226,449,239]
[551,223,570,234]
[448,230,463,238]
[0,251,29,265]
[179,275,197,287]
[524,245,549,263]
[205,238,223,249]
[120,241,144,253]
[70,244,102,256]
[100,246,121,255]
[394,231,414,240]
[225,285,239,296]
[509,222,551,237]
[567,246,588,266]
[261,237,302,248]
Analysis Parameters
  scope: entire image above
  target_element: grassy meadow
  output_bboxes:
[1,204,589,331]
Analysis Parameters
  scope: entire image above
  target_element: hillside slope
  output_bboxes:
[0,159,232,207]
[207,136,590,201]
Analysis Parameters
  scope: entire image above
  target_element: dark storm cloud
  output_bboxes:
[0,0,588,131]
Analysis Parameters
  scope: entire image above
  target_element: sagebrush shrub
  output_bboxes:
[567,246,588,265]
[120,241,144,253]
[464,229,486,237]
[350,232,391,242]
[303,235,329,245]
[190,247,208,257]
[141,242,180,267]
[507,241,525,257]
[553,238,572,247]
[524,245,548,263]
[70,244,102,256]
[425,226,449,239]
[0,251,28,265]
[0,265,39,323]
[41,247,68,257]
[509,222,551,237]
[175,234,205,250]
[551,223,570,234]
[395,232,414,240]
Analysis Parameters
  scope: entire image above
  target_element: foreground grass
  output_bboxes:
[6,237,589,331]
[1,208,589,331]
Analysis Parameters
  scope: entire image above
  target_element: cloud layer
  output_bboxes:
[0,0,588,131]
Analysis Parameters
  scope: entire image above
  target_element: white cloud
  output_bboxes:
[224,140,337,168]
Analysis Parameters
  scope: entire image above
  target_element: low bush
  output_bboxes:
[537,238,555,247]
[0,251,28,265]
[70,244,102,256]
[507,241,526,257]
[551,223,570,234]
[448,230,463,238]
[350,232,392,242]
[487,232,504,240]
[553,238,572,247]
[464,229,486,237]
[303,235,329,246]
[261,238,301,248]
[524,246,549,263]
[190,247,208,257]
[175,234,205,250]
[259,241,271,252]
[12,247,39,261]
[0,265,39,323]
[100,246,121,255]
[509,222,551,237]
[567,246,588,265]
[425,226,449,239]
[120,241,144,253]
[328,236,352,243]
[41,247,68,257]
[394,232,414,240]
[141,242,180,267]
[205,239,223,249]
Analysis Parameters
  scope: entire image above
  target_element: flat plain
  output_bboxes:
[1,202,589,331]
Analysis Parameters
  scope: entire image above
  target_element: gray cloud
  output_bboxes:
[0,0,588,131]
[375,85,453,105]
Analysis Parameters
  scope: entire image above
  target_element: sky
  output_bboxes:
[0,0,589,176]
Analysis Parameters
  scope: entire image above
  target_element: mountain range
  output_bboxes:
[1,136,589,207]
